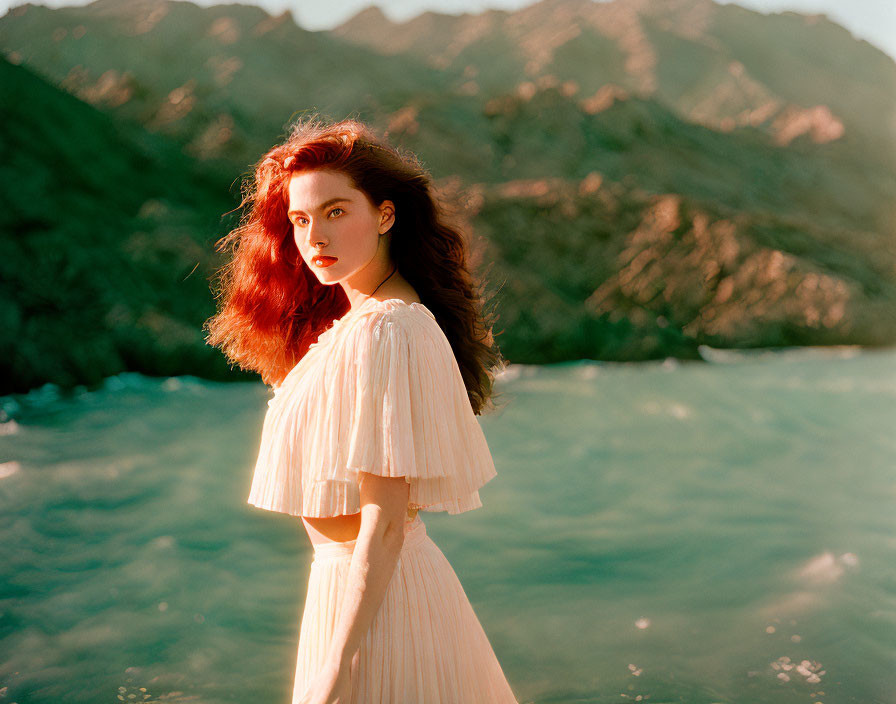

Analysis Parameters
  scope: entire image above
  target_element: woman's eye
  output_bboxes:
[292,209,341,227]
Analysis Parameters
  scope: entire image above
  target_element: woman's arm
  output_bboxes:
[325,470,411,669]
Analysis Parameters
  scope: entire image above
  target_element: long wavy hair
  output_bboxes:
[204,114,505,415]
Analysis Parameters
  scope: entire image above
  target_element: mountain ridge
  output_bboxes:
[331,0,896,160]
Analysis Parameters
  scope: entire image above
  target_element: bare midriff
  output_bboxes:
[302,506,419,546]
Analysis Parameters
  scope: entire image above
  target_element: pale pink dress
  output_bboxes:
[247,297,519,703]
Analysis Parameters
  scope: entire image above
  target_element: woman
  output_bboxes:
[205,115,520,704]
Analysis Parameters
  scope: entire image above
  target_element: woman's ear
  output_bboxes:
[378,200,396,235]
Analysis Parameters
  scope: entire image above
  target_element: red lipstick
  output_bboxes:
[312,255,338,268]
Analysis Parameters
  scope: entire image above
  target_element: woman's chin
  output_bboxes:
[311,266,340,282]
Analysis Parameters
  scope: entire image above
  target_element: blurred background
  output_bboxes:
[1,0,895,702]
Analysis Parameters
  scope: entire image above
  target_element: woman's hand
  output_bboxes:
[295,652,357,704]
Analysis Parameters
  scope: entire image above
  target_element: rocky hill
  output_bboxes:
[1,0,894,392]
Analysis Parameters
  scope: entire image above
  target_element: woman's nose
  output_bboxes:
[306,221,327,248]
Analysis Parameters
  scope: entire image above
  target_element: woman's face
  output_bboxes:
[287,168,394,286]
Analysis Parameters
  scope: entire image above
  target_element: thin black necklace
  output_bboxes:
[367,265,397,300]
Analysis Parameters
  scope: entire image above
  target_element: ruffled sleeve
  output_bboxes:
[247,300,498,517]
[317,303,497,514]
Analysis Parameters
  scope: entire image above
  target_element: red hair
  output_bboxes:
[204,114,505,414]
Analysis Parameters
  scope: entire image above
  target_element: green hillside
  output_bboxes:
[0,56,244,392]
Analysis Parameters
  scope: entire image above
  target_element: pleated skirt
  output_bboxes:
[292,514,519,704]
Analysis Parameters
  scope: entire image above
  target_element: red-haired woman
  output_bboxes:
[205,115,519,704]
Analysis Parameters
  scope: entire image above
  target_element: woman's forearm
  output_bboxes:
[325,506,405,668]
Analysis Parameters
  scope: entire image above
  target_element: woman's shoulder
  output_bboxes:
[347,297,462,381]
[350,297,442,342]
[357,297,437,322]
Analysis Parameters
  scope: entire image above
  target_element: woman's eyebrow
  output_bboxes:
[288,197,350,217]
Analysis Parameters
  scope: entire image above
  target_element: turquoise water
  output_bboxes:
[1,347,895,704]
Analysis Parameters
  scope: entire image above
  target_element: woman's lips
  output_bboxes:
[312,255,338,268]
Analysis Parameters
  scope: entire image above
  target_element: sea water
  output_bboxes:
[1,346,894,704]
